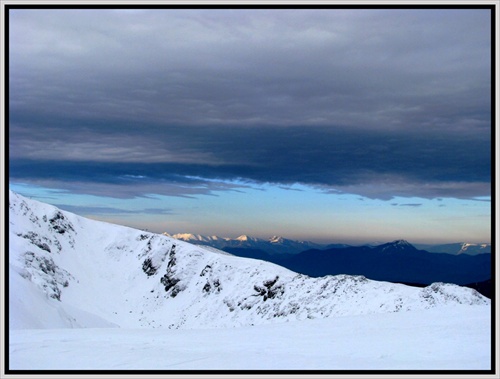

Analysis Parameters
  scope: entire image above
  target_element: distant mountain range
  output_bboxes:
[413,242,491,255]
[272,240,491,286]
[167,233,490,256]
[163,233,328,255]
[168,234,491,292]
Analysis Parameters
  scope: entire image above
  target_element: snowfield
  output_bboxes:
[7,191,493,371]
[9,306,491,370]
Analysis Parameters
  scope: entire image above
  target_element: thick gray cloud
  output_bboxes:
[10,9,490,127]
[8,8,492,200]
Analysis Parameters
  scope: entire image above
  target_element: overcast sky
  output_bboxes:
[8,7,492,244]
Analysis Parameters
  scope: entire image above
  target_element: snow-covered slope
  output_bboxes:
[9,191,489,331]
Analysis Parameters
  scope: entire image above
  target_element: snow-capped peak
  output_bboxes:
[269,236,284,244]
[172,233,207,242]
[457,242,490,255]
[166,232,323,254]
[236,235,250,241]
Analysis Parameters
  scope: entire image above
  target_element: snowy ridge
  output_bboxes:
[414,242,491,255]
[458,242,490,255]
[9,191,489,330]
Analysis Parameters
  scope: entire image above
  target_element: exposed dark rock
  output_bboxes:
[202,282,211,293]
[254,276,284,301]
[142,258,158,276]
[137,234,149,241]
[49,211,75,235]
[22,252,74,301]
[39,256,56,275]
[21,232,51,253]
[160,274,180,293]
[200,265,212,277]
[160,244,182,297]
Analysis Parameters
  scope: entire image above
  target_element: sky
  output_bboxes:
[7,7,492,244]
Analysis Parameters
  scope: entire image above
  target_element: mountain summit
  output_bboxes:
[377,240,417,252]
[269,236,285,244]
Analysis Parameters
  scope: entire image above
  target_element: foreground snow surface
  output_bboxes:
[10,305,490,370]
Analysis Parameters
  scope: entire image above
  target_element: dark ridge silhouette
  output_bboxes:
[224,240,491,289]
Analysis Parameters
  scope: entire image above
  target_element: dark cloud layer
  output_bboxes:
[53,204,174,216]
[392,203,423,207]
[9,120,491,200]
[8,8,492,200]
